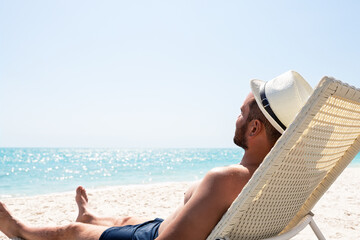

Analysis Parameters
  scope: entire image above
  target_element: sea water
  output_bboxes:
[0,148,243,198]
[0,148,359,198]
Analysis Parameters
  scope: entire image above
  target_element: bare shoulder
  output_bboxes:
[208,164,253,176]
[203,165,254,205]
[206,164,254,188]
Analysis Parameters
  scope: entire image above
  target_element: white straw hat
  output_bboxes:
[250,70,313,134]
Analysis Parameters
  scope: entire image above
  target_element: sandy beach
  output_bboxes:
[1,167,359,240]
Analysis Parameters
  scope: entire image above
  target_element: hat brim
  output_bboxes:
[250,79,285,134]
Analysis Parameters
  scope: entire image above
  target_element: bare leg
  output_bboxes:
[0,201,107,240]
[0,201,23,239]
[75,186,149,227]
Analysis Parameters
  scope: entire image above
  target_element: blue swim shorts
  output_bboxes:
[99,218,164,240]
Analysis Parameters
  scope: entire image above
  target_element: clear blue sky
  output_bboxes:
[1,1,359,148]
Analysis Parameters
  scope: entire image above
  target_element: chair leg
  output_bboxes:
[309,219,326,240]
[261,213,326,240]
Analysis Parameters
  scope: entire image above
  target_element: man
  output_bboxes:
[0,70,312,240]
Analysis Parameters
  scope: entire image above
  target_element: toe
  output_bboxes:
[82,188,88,202]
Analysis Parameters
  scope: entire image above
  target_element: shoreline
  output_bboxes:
[2,164,359,200]
[0,181,194,200]
[1,168,359,239]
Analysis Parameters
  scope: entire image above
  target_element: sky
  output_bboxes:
[1,0,359,148]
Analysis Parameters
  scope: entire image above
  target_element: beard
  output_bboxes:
[233,121,248,150]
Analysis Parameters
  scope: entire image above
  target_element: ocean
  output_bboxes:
[0,148,359,198]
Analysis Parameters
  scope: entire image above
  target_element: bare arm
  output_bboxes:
[157,166,250,240]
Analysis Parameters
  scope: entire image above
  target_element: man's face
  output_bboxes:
[233,93,254,149]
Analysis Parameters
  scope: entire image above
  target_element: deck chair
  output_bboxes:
[207,77,360,240]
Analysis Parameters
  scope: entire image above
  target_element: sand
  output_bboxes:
[0,168,359,240]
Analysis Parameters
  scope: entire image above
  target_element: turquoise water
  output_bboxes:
[0,148,359,198]
[0,148,243,198]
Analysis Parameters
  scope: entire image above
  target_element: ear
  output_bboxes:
[248,119,263,137]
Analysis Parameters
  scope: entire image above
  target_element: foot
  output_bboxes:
[75,186,95,223]
[0,202,23,238]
